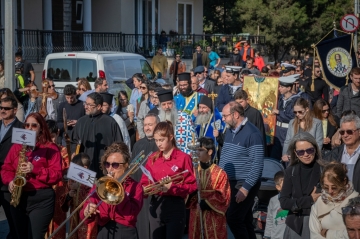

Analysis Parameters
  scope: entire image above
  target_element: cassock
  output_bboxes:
[244,105,267,156]
[71,113,123,176]
[131,137,158,239]
[187,164,231,239]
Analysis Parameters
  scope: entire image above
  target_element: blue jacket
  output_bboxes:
[216,84,242,111]
[276,94,299,123]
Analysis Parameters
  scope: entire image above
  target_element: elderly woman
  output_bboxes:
[309,162,358,238]
[279,132,322,238]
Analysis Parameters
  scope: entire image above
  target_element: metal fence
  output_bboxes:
[0,29,266,63]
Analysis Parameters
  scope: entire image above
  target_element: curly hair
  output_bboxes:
[100,142,130,175]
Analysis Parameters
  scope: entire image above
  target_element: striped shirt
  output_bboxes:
[219,118,264,191]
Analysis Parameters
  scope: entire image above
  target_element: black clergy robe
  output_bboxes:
[131,137,158,239]
[244,105,267,156]
[71,113,123,176]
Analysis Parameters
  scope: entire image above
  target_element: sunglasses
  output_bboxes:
[104,162,126,169]
[78,87,86,91]
[0,106,14,111]
[339,129,359,135]
[24,122,40,129]
[140,86,147,90]
[293,110,305,115]
[295,147,315,156]
[48,84,55,88]
[322,109,329,113]
[295,70,301,72]
[342,206,360,215]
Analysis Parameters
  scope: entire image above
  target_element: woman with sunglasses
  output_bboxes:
[76,78,92,96]
[279,132,322,239]
[130,73,147,117]
[80,142,143,239]
[0,88,25,122]
[309,162,358,238]
[140,121,197,239]
[313,99,339,156]
[1,112,62,239]
[282,98,323,163]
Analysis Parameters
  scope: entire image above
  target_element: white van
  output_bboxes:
[42,51,155,96]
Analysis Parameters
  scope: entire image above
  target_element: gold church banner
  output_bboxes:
[243,76,279,145]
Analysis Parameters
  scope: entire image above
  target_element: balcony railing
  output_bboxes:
[0,29,266,63]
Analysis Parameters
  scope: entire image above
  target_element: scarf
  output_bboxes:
[321,182,354,204]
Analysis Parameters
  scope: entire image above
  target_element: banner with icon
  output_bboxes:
[315,33,358,90]
[243,76,279,145]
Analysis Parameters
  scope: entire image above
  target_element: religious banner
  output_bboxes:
[243,76,279,145]
[315,33,357,90]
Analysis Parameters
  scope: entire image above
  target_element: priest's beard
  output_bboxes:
[195,111,212,125]
[180,86,193,97]
[158,105,178,126]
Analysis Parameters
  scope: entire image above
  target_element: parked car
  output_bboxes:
[42,51,155,99]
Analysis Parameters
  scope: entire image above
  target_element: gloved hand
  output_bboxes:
[199,200,212,211]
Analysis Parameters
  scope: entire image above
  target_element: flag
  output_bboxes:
[316,34,357,89]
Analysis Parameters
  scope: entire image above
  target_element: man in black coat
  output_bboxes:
[0,96,24,239]
[324,114,360,192]
[131,113,159,239]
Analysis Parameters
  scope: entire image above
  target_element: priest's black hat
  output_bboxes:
[178,72,191,81]
[100,92,114,105]
[157,89,173,103]
[199,95,213,110]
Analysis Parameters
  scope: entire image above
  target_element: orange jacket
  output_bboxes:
[169,60,186,76]
[254,56,265,71]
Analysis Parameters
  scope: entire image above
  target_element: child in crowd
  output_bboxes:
[263,171,288,239]
[61,153,97,239]
[45,120,70,239]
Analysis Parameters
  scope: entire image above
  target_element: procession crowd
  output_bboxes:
[0,43,360,239]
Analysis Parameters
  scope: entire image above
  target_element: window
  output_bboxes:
[177,3,192,34]
[140,59,155,80]
[47,59,97,81]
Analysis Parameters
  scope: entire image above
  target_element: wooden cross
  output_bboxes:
[36,80,58,118]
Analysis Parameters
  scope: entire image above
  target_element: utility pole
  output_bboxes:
[4,0,15,90]
[355,0,358,51]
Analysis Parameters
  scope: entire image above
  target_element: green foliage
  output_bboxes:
[204,0,353,60]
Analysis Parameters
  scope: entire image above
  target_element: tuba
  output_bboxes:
[10,144,28,207]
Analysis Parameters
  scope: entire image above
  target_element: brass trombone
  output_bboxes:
[47,150,150,239]
[143,170,189,196]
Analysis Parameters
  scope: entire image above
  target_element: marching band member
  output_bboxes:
[187,137,231,239]
[45,120,70,239]
[61,153,97,239]
[80,142,143,239]
[140,121,197,239]
[1,112,62,239]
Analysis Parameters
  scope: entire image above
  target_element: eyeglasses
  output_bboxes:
[295,70,301,72]
[83,102,96,108]
[295,147,315,156]
[0,106,14,111]
[322,109,330,113]
[205,71,208,73]
[315,71,321,73]
[24,122,40,129]
[140,86,147,90]
[48,84,55,88]
[293,110,305,115]
[104,161,126,169]
[342,205,360,215]
[339,129,359,135]
[222,113,233,119]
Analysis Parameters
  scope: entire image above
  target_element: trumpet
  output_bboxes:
[143,170,189,196]
[47,150,150,239]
